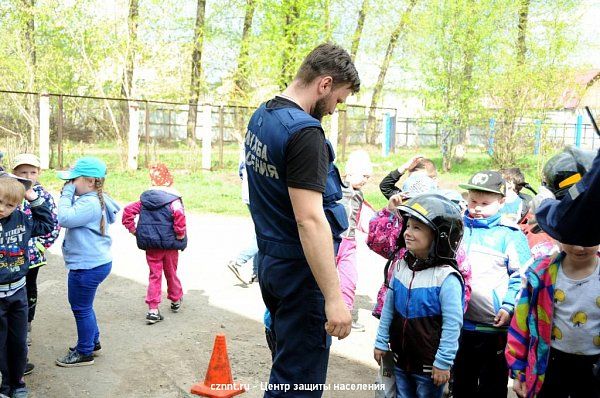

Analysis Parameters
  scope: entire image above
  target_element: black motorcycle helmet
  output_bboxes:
[542,147,595,199]
[396,193,464,264]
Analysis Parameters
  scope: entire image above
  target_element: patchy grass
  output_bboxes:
[29,141,550,215]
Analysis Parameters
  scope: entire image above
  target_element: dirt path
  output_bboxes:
[24,212,386,397]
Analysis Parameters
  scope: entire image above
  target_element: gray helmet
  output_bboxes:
[397,193,464,263]
[542,147,595,199]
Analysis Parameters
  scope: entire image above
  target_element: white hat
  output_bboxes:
[12,153,40,169]
[345,150,373,177]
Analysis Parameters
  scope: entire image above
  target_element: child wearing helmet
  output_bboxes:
[535,146,599,247]
[374,193,466,397]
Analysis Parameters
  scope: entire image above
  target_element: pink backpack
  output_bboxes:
[366,208,403,259]
[367,209,404,318]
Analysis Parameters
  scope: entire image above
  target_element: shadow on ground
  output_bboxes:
[25,253,378,398]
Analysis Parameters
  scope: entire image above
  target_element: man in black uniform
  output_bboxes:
[245,43,360,397]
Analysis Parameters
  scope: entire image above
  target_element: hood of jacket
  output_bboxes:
[140,187,181,210]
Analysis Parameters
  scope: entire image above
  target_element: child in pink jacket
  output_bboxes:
[337,150,373,332]
[122,164,187,324]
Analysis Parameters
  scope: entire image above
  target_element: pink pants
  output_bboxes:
[336,237,358,310]
[145,248,183,310]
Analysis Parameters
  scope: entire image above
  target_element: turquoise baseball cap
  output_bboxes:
[57,157,107,180]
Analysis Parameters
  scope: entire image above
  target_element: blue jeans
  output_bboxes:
[0,286,28,395]
[68,262,111,355]
[395,366,444,398]
[236,205,259,274]
[235,239,259,274]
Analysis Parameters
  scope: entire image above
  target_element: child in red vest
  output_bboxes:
[122,164,187,324]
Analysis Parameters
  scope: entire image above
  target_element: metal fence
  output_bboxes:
[2,90,597,170]
[394,117,599,151]
[0,90,396,169]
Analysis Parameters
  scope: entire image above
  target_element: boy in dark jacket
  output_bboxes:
[121,164,187,324]
[0,173,53,398]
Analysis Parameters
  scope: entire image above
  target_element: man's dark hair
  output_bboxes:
[295,43,360,93]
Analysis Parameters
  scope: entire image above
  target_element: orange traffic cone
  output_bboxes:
[191,334,246,398]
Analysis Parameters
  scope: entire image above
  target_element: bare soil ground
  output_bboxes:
[23,212,384,398]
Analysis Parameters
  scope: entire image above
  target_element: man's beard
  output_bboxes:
[310,95,330,121]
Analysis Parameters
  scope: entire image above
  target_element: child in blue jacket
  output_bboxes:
[374,194,465,398]
[453,170,532,398]
[54,157,120,368]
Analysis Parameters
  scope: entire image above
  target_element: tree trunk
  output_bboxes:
[229,0,256,142]
[324,0,332,42]
[350,0,368,63]
[516,0,529,66]
[21,0,36,150]
[230,0,256,104]
[278,0,300,90]
[457,0,474,145]
[186,0,207,143]
[365,0,417,144]
[120,0,138,154]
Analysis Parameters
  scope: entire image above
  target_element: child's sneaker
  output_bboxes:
[23,362,34,376]
[171,298,182,313]
[249,273,258,284]
[69,342,102,356]
[55,350,94,367]
[146,311,164,325]
[10,387,28,398]
[351,322,366,332]
[227,261,246,284]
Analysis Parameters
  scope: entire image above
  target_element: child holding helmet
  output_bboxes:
[373,193,466,397]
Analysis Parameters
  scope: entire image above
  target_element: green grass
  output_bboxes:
[28,141,550,216]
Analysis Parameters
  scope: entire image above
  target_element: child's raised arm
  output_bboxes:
[27,194,54,238]
[57,184,101,228]
[33,187,60,249]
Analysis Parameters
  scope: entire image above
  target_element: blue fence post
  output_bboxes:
[575,114,582,148]
[488,118,495,156]
[382,113,391,157]
[534,120,541,155]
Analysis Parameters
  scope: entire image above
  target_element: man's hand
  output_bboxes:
[398,155,424,174]
[493,308,511,327]
[432,366,450,386]
[24,188,38,202]
[513,379,527,397]
[324,297,351,340]
[373,348,387,365]
[176,234,185,240]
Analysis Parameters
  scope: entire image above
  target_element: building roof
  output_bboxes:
[562,69,600,109]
